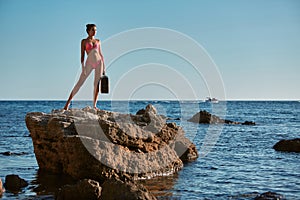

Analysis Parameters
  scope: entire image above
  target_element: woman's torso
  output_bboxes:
[84,39,101,68]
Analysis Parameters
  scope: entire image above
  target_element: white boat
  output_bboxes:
[205,97,219,103]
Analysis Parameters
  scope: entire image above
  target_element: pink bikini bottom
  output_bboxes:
[85,49,102,69]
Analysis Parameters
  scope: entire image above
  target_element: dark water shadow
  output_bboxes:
[30,170,76,197]
[138,173,179,199]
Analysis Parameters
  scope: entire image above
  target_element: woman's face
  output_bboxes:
[88,26,97,36]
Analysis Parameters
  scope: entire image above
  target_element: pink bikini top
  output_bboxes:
[85,41,99,52]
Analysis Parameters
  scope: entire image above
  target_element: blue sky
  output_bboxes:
[0,0,299,100]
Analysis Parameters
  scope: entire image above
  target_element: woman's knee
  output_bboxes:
[74,76,88,92]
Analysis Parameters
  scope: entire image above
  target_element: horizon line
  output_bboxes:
[0,99,299,102]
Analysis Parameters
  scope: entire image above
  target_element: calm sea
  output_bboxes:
[0,101,299,199]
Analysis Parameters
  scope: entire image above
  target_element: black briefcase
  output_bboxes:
[101,74,109,94]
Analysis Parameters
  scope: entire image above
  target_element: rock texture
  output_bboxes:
[273,138,300,153]
[57,179,102,200]
[188,110,255,125]
[25,104,198,182]
[4,174,28,192]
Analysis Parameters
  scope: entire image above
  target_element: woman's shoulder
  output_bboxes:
[81,38,87,44]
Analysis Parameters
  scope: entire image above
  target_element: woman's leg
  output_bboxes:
[93,61,103,109]
[64,65,93,110]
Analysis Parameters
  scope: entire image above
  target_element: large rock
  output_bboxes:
[188,110,255,125]
[4,174,28,192]
[273,138,300,153]
[25,104,198,181]
[101,177,156,200]
[57,179,102,200]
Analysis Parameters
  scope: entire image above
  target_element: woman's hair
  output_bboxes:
[86,24,96,33]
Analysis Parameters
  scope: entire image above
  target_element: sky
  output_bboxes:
[0,0,299,100]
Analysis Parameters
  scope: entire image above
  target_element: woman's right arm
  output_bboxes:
[81,39,85,64]
[81,39,86,75]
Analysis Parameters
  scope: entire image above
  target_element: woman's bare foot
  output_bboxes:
[93,107,100,111]
[63,105,69,110]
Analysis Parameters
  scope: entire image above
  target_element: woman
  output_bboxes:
[64,24,105,110]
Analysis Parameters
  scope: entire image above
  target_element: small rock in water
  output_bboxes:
[242,121,256,125]
[188,110,255,125]
[254,191,286,200]
[57,179,102,200]
[2,151,12,156]
[4,174,28,192]
[1,151,27,156]
[273,138,300,153]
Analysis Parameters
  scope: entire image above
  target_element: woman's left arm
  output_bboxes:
[98,40,105,73]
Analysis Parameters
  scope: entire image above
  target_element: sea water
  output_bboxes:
[0,101,299,199]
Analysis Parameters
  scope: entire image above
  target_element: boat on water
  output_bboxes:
[205,97,219,103]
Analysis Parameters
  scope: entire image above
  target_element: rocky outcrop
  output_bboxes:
[273,138,300,153]
[188,110,255,125]
[25,104,198,182]
[57,179,102,200]
[101,177,156,200]
[254,191,286,200]
[4,174,28,192]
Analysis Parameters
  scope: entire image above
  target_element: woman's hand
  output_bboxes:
[103,63,106,75]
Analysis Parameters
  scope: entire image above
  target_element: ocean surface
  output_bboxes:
[0,100,299,199]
